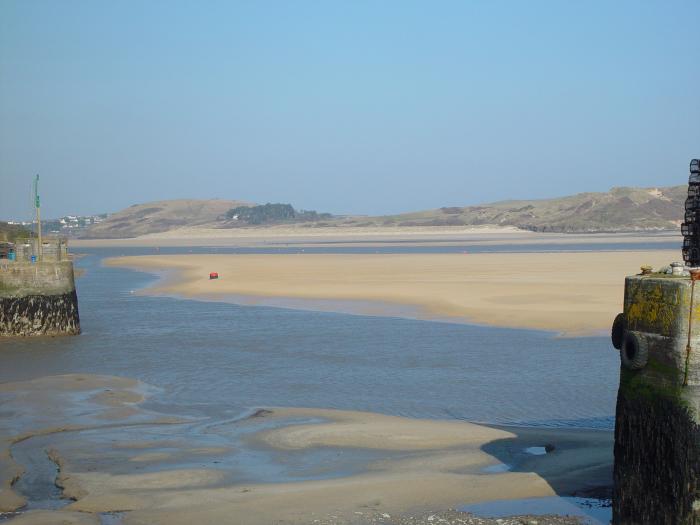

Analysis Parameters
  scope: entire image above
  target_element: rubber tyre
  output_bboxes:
[611,313,626,350]
[621,331,649,370]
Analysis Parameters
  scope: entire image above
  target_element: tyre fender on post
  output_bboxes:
[621,331,649,370]
[611,313,626,350]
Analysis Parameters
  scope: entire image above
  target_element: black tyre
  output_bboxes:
[611,313,626,350]
[621,331,649,370]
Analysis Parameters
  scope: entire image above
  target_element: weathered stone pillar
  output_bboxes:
[613,273,700,524]
[0,261,80,336]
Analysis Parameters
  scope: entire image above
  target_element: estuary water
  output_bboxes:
[1,240,672,430]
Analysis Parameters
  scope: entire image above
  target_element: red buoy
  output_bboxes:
[209,272,219,280]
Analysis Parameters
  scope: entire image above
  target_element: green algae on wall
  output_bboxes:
[624,277,688,338]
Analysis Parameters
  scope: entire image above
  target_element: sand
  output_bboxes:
[60,405,601,525]
[0,374,141,512]
[62,407,550,524]
[71,227,679,248]
[0,374,612,525]
[72,225,528,247]
[0,374,184,514]
[106,250,677,335]
[4,510,100,525]
[257,407,516,450]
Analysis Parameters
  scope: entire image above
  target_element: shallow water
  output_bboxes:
[0,244,627,429]
[461,496,611,524]
[11,413,394,488]
[10,439,62,510]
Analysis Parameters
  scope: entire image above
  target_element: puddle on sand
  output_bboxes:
[524,446,548,456]
[461,496,611,524]
[480,446,550,473]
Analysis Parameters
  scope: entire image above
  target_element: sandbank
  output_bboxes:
[59,407,607,525]
[106,250,677,335]
[0,374,612,525]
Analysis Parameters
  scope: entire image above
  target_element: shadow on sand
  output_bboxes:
[466,424,614,522]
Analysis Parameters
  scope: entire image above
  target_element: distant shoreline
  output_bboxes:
[72,227,681,248]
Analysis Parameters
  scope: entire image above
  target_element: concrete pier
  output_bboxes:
[613,273,700,524]
[0,260,80,336]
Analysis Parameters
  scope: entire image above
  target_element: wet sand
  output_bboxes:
[106,250,676,335]
[0,374,612,525]
[0,374,183,514]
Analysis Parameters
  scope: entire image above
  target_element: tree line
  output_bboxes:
[225,203,332,225]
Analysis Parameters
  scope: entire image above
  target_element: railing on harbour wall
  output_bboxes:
[0,237,69,263]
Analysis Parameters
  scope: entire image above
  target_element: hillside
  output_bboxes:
[81,186,687,238]
[349,186,686,233]
[81,199,252,239]
[0,222,31,242]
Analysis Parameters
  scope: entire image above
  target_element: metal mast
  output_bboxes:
[34,174,42,261]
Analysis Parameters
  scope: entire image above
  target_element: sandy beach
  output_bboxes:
[72,225,529,248]
[106,250,676,335]
[71,227,680,248]
[0,374,612,525]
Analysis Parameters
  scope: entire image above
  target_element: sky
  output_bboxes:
[1,1,699,220]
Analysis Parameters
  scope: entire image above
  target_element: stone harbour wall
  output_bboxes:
[613,275,700,524]
[0,261,80,336]
[614,386,700,524]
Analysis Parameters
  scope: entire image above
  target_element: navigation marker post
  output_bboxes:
[33,174,42,261]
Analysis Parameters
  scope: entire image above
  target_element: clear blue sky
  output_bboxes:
[1,1,699,220]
